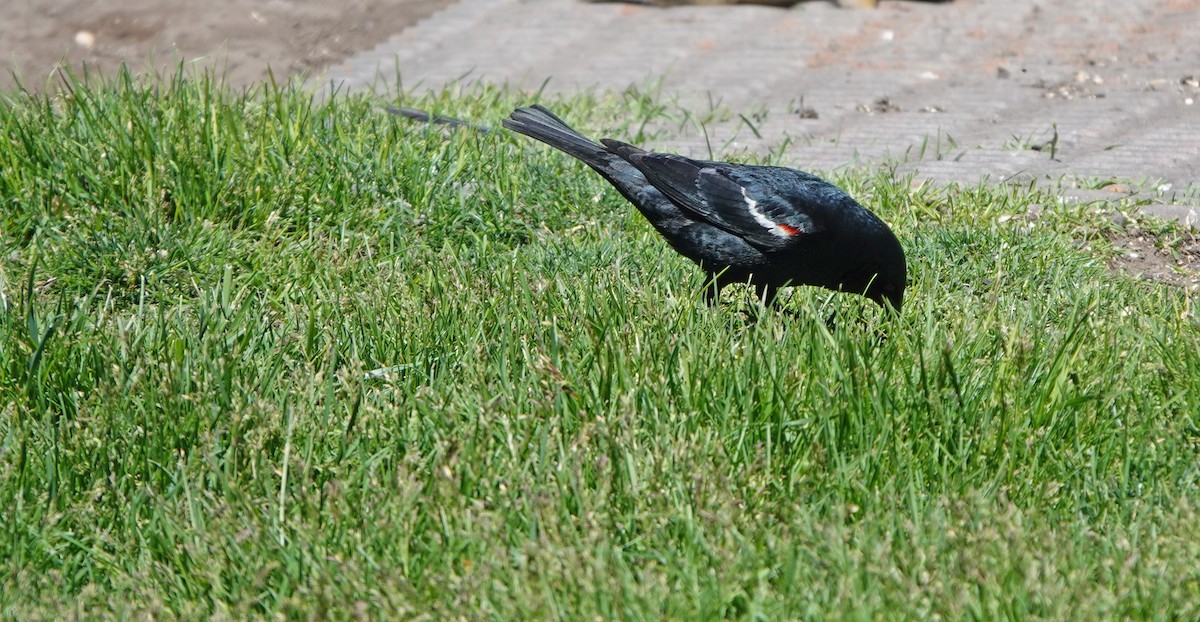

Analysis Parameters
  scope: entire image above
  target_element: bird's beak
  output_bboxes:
[871,287,902,313]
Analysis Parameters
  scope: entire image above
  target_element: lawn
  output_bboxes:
[1,69,1198,619]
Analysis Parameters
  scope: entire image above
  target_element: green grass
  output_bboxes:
[2,68,1199,620]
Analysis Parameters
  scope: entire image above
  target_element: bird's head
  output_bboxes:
[833,263,905,312]
[843,227,906,312]
[868,215,907,312]
[866,274,905,312]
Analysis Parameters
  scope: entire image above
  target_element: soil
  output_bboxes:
[1,0,453,91]
[1109,230,1200,292]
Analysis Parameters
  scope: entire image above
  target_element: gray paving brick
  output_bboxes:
[323,0,1200,225]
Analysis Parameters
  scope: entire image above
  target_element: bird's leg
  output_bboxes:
[824,309,838,332]
[754,283,778,308]
[703,274,726,306]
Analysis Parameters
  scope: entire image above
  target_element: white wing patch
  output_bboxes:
[741,186,805,237]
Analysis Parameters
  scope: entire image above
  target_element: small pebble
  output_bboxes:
[74,30,96,49]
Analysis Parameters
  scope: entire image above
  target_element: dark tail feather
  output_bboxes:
[502,105,616,169]
[505,105,682,224]
[387,106,491,133]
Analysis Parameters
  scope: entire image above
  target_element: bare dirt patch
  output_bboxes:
[1109,229,1200,291]
[1,0,453,91]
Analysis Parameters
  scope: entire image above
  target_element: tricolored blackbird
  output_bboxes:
[503,105,906,311]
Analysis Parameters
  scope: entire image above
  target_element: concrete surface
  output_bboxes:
[323,0,1200,218]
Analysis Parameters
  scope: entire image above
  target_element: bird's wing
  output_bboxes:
[603,141,817,251]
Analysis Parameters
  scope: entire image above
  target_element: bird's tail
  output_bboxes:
[502,105,618,171]
[504,105,683,225]
[387,106,491,133]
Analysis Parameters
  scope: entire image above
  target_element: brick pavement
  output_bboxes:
[323,0,1200,219]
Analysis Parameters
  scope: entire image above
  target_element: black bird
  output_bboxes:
[504,105,907,311]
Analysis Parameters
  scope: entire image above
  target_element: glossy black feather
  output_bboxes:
[503,105,907,311]
[602,139,819,252]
